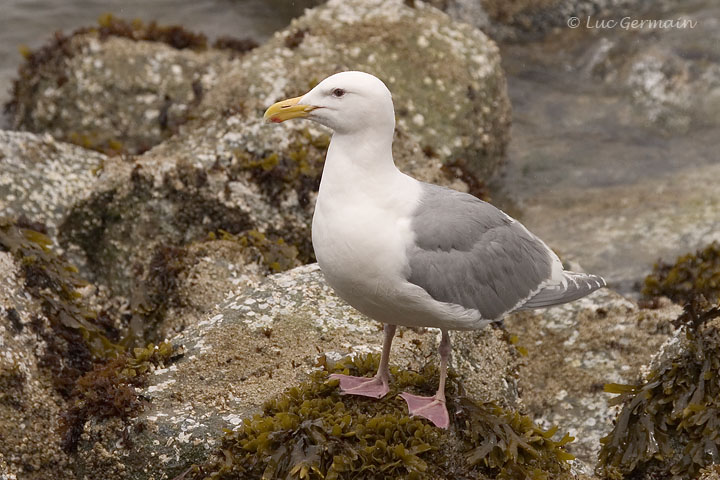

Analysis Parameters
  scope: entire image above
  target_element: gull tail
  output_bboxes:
[520,271,606,309]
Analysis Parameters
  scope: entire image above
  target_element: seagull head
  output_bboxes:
[264,71,395,136]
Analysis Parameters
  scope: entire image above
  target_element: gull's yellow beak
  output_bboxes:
[263,95,316,123]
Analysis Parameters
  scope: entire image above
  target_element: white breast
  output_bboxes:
[312,169,419,307]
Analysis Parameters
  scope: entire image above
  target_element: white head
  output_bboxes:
[264,71,395,136]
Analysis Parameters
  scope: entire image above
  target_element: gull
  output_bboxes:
[264,71,606,428]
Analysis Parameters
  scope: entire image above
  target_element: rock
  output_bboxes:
[6,29,231,155]
[504,289,680,465]
[56,147,309,309]
[0,248,74,480]
[0,130,106,239]
[168,0,510,188]
[590,32,720,134]
[490,0,720,295]
[73,263,521,480]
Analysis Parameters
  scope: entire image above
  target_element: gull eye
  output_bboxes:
[331,88,346,98]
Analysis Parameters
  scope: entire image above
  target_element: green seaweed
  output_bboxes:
[181,354,574,480]
[643,242,720,305]
[234,128,330,210]
[598,297,720,478]
[210,229,300,274]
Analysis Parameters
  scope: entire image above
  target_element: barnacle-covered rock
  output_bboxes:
[165,0,510,192]
[0,219,190,479]
[57,150,307,300]
[5,16,247,155]
[598,299,720,479]
[186,354,575,480]
[56,0,510,319]
[72,264,522,480]
[504,288,680,465]
[0,130,106,239]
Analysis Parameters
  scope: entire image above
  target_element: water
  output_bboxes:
[498,0,720,202]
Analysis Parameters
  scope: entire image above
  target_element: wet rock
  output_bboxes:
[6,30,230,155]
[504,289,680,465]
[0,251,74,480]
[519,162,720,294]
[0,130,106,239]
[56,149,307,303]
[73,263,521,480]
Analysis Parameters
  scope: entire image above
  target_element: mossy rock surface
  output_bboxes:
[0,219,122,480]
[156,0,510,198]
[186,354,574,480]
[0,230,74,479]
[504,288,680,465]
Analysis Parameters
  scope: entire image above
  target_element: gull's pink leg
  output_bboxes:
[329,324,396,399]
[400,329,451,429]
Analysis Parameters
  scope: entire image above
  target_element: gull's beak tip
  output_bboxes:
[263,95,312,124]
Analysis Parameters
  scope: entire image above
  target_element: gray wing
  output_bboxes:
[406,183,603,320]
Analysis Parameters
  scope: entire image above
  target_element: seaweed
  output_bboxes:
[129,245,189,343]
[233,128,330,209]
[0,218,121,395]
[597,297,720,478]
[209,229,300,274]
[285,28,309,49]
[60,342,175,452]
[643,242,720,305]
[0,218,178,451]
[181,354,574,480]
[212,36,259,57]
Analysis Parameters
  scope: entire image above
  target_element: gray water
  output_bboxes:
[498,0,720,203]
